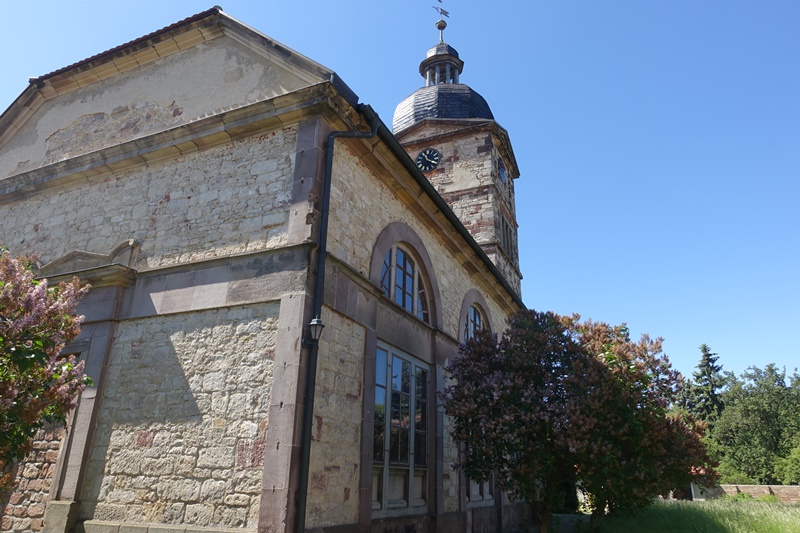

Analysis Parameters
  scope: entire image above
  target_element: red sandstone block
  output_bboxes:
[26,479,46,491]
[27,503,46,518]
[2,515,13,529]
[8,493,24,505]
[12,506,28,517]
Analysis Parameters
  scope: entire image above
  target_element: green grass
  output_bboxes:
[586,499,800,533]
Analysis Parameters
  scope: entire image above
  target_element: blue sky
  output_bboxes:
[1,1,798,380]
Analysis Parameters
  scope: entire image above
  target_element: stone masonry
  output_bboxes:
[1,127,297,272]
[77,304,278,528]
[1,428,64,533]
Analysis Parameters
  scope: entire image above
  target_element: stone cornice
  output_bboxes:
[44,264,137,289]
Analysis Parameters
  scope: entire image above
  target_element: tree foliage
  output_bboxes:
[441,311,586,533]
[570,321,717,517]
[679,344,726,428]
[711,365,800,484]
[0,250,90,491]
[441,310,716,530]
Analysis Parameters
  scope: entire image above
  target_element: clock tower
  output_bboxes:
[392,17,522,296]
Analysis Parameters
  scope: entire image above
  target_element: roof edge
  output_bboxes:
[359,104,525,309]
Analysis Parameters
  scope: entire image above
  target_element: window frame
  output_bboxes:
[380,244,431,324]
[463,304,485,341]
[370,222,442,330]
[372,343,432,518]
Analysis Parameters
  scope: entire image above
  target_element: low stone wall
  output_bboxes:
[694,483,800,504]
[0,427,64,532]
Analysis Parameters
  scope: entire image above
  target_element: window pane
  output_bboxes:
[376,348,388,387]
[417,285,429,323]
[374,388,386,462]
[398,428,409,465]
[416,368,428,401]
[380,250,392,298]
[394,250,415,312]
[400,392,410,425]
[414,432,427,466]
[466,305,484,340]
[401,360,411,394]
[390,427,400,463]
[391,389,401,422]
[414,368,428,431]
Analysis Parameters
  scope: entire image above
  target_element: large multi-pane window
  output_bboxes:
[380,245,430,323]
[373,345,429,516]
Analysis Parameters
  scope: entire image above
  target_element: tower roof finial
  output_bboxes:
[432,1,450,42]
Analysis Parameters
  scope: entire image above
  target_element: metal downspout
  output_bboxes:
[295,105,379,533]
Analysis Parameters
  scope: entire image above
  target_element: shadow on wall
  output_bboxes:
[79,306,275,527]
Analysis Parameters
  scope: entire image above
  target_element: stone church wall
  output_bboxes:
[303,142,519,528]
[1,125,298,271]
[77,303,278,529]
[305,311,367,528]
[327,143,513,341]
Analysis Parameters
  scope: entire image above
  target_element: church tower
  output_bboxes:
[392,16,522,296]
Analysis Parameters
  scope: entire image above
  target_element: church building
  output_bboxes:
[0,7,526,533]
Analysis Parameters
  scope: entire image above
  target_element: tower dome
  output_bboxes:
[392,22,493,134]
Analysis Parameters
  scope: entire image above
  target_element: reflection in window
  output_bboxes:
[380,245,430,324]
[373,345,429,515]
[464,304,485,341]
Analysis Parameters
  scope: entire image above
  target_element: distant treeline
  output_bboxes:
[676,344,800,485]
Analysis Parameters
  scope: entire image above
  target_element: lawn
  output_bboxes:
[585,498,800,533]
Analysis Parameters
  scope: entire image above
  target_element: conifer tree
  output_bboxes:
[690,344,726,426]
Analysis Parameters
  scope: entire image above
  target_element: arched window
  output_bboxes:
[458,290,494,344]
[463,304,485,341]
[379,244,431,324]
[370,222,441,329]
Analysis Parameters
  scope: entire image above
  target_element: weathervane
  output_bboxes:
[432,0,450,42]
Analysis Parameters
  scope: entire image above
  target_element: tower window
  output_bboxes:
[498,158,507,184]
[499,217,517,263]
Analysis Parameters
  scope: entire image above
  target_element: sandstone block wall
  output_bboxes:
[0,428,64,533]
[305,311,366,528]
[77,304,278,529]
[1,126,297,272]
[328,144,514,342]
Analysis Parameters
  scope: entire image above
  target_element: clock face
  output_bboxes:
[415,148,441,172]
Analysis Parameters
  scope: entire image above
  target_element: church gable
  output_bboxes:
[0,8,333,180]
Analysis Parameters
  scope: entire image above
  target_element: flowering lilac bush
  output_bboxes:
[0,250,90,491]
[441,310,717,531]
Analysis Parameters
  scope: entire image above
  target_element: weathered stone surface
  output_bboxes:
[0,428,65,533]
[75,304,278,528]
[328,144,515,342]
[305,312,366,528]
[1,126,297,273]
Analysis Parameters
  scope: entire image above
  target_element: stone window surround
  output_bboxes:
[457,289,494,344]
[369,221,442,330]
[380,243,431,324]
